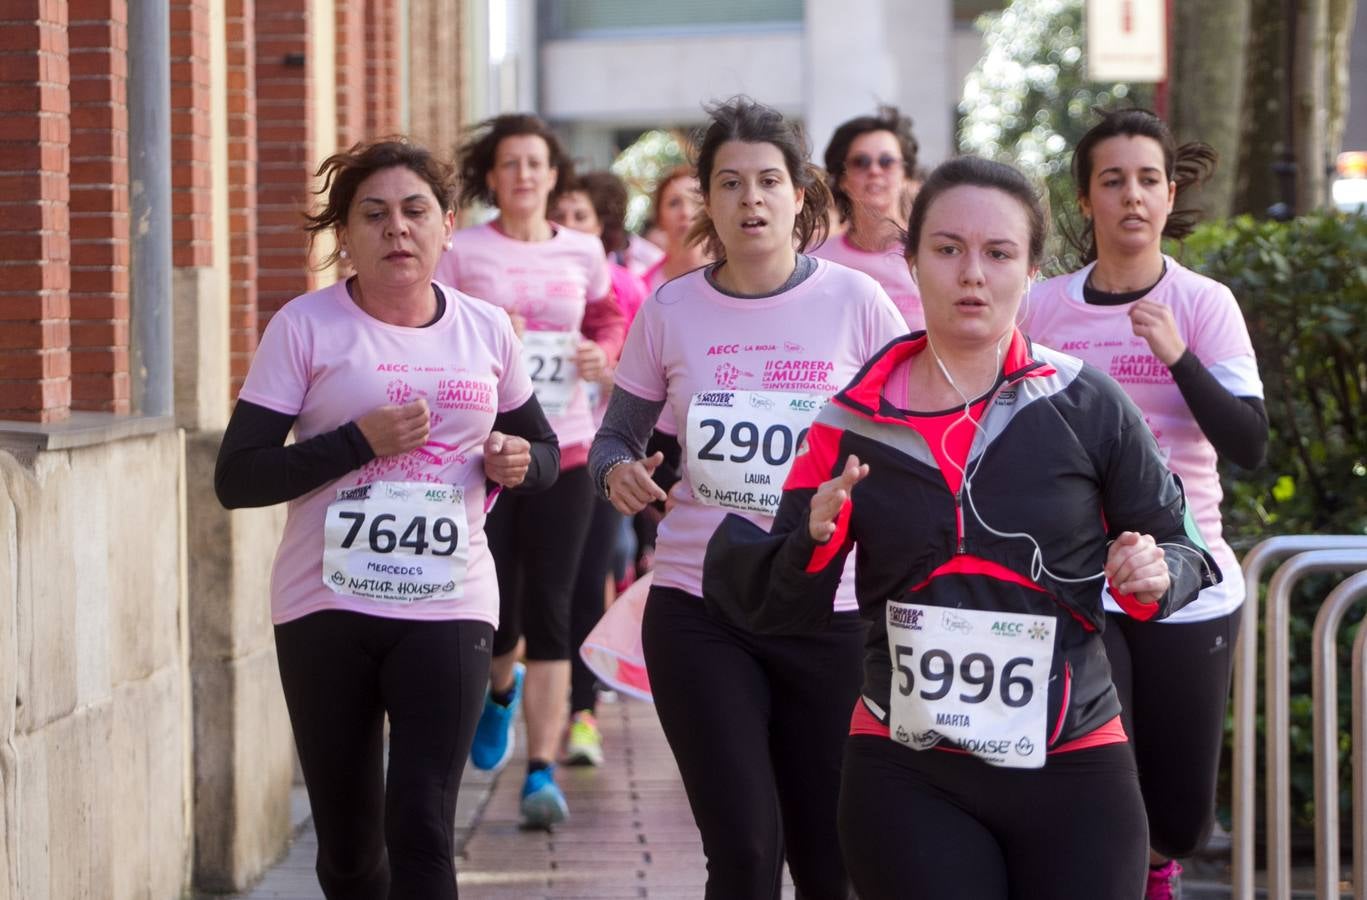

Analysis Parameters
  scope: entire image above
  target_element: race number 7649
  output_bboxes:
[335,511,461,556]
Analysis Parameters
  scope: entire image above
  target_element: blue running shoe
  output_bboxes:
[469,662,524,772]
[520,765,568,829]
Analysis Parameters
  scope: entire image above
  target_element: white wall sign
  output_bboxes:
[1086,0,1167,83]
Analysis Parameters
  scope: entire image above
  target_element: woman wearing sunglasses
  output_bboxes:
[813,106,924,330]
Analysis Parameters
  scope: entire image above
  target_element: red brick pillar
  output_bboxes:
[170,0,213,272]
[365,0,402,139]
[0,3,72,422]
[255,0,314,324]
[335,0,366,150]
[68,0,130,414]
[226,0,257,398]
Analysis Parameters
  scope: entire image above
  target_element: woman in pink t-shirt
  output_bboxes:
[549,170,649,767]
[435,114,626,829]
[590,97,905,899]
[1025,109,1267,899]
[215,139,559,899]
[640,166,711,293]
[811,106,925,331]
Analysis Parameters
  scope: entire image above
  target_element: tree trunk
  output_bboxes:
[1169,0,1251,218]
[1293,0,1330,211]
[1235,0,1291,215]
[1326,0,1359,164]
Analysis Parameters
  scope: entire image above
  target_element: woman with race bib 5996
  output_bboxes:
[706,155,1219,900]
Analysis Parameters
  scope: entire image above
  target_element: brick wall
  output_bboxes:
[254,0,314,325]
[226,0,258,398]
[334,0,366,150]
[170,0,214,271]
[366,0,402,140]
[0,2,72,422]
[68,0,130,414]
[0,0,451,418]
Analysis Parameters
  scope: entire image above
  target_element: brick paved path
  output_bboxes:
[237,697,796,899]
[233,696,1276,899]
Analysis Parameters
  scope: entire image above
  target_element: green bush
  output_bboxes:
[1177,212,1367,837]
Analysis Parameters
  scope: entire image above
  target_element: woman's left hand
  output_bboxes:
[576,340,607,382]
[484,431,532,487]
[1104,531,1169,605]
[1128,300,1186,367]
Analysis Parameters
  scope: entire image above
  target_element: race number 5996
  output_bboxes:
[335,511,461,556]
[893,644,1035,708]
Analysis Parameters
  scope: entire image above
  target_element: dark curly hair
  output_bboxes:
[1069,107,1218,264]
[904,156,1048,269]
[823,105,919,223]
[554,170,631,255]
[456,113,573,210]
[304,137,455,269]
[686,96,832,260]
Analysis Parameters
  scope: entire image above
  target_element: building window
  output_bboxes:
[540,0,803,38]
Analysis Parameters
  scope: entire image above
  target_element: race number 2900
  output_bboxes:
[685,390,827,516]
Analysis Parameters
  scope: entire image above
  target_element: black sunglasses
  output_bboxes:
[846,153,903,173]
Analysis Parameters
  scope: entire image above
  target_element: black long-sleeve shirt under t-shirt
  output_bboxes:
[214,396,559,509]
[1083,273,1268,469]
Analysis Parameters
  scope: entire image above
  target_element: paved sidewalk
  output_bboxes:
[231,695,1343,899]
[234,697,793,899]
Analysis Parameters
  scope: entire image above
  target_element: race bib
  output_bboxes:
[521,330,579,416]
[322,481,469,604]
[685,390,824,516]
[885,603,1056,769]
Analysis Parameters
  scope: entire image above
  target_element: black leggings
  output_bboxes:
[1103,608,1241,858]
[485,464,595,659]
[642,586,866,900]
[569,496,622,711]
[839,735,1148,900]
[274,611,493,900]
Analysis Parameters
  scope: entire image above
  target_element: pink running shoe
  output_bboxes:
[1145,859,1183,900]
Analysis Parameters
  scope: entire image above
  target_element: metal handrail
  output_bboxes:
[1353,606,1367,900]
[1313,570,1367,900]
[1263,549,1367,899]
[1234,536,1367,900]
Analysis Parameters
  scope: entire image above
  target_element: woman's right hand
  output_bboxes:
[606,452,668,515]
[356,398,430,457]
[809,454,868,542]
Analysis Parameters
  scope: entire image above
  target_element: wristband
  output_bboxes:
[600,456,634,499]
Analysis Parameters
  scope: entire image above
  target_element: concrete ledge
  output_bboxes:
[0,413,176,459]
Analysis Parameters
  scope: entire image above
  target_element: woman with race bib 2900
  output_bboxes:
[215,139,559,898]
[435,113,625,828]
[590,96,905,899]
[705,155,1218,900]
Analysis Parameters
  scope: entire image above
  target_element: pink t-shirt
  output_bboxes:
[811,234,924,332]
[625,233,665,277]
[614,259,906,605]
[238,280,533,627]
[435,223,614,450]
[608,261,648,327]
[1025,257,1263,623]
